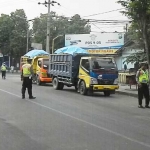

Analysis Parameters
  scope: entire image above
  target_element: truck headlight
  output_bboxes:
[114,78,118,85]
[90,77,98,84]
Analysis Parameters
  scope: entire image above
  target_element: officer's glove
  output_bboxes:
[29,75,32,79]
[138,82,142,88]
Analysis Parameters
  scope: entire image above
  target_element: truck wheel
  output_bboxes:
[53,77,59,90]
[104,91,110,97]
[79,81,87,95]
[58,83,64,90]
[36,76,42,86]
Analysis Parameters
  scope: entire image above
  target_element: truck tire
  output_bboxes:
[79,81,87,95]
[36,76,42,86]
[104,91,110,97]
[53,77,59,90]
[58,83,64,90]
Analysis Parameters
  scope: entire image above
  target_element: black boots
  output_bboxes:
[22,88,25,99]
[28,89,36,99]
[22,88,36,99]
[29,96,36,99]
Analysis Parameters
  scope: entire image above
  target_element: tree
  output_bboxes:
[32,12,91,53]
[0,14,13,55]
[118,0,150,67]
[0,9,28,66]
[124,52,146,64]
[66,14,91,34]
[10,9,28,57]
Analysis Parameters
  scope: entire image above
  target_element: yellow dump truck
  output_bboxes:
[20,50,52,85]
[31,56,52,85]
[49,54,119,96]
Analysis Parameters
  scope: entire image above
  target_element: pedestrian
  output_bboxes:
[1,62,7,79]
[136,63,150,108]
[11,66,14,73]
[21,59,36,99]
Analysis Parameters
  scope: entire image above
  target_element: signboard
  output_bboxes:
[65,33,124,54]
[87,49,117,54]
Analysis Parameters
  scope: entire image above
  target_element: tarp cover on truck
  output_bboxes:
[54,46,88,55]
[24,50,49,59]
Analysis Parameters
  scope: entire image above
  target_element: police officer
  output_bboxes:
[22,59,36,99]
[136,63,149,108]
[1,62,7,79]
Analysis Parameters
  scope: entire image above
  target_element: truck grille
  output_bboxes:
[98,79,114,85]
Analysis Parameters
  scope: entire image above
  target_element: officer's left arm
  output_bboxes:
[136,71,140,84]
[30,65,33,74]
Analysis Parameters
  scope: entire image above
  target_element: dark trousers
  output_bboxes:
[138,83,149,106]
[22,77,33,98]
[2,71,6,79]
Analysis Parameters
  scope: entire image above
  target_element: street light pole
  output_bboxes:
[52,35,63,54]
[15,15,34,53]
[26,28,29,53]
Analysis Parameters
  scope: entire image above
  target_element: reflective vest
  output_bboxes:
[1,65,6,71]
[139,69,149,83]
[22,64,31,77]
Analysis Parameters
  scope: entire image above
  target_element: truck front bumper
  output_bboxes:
[40,77,52,83]
[91,85,119,91]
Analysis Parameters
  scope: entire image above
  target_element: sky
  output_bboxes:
[0,0,129,32]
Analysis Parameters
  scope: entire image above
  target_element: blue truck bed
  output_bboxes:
[49,54,85,79]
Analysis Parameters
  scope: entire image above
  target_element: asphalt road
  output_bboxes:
[0,74,150,150]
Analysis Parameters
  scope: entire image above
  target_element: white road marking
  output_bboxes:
[0,88,150,148]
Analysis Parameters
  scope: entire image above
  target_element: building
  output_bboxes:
[115,41,144,70]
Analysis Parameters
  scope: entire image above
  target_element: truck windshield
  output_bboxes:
[91,58,117,70]
[43,60,49,70]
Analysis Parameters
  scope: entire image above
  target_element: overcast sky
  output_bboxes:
[0,0,128,32]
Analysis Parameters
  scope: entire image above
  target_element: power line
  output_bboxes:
[83,8,124,18]
[91,23,105,32]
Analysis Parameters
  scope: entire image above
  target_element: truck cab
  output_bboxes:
[78,56,119,96]
[32,57,52,85]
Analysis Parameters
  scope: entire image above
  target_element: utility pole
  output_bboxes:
[38,1,60,53]
[124,23,128,42]
[46,0,51,53]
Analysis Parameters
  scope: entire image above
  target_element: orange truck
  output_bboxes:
[20,55,52,85]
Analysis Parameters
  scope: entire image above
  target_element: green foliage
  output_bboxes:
[118,0,150,64]
[10,9,28,57]
[0,9,91,65]
[0,14,13,55]
[0,9,28,65]
[32,13,91,53]
[124,52,146,64]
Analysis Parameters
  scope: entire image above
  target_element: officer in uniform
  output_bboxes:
[136,63,149,108]
[22,59,36,99]
[1,62,7,79]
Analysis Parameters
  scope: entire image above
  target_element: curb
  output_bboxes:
[116,90,138,98]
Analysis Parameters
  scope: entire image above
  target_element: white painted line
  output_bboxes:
[0,88,150,148]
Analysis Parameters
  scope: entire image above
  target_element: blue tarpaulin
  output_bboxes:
[24,50,49,59]
[54,46,88,55]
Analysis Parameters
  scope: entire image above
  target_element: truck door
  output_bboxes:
[79,59,90,88]
[37,60,42,74]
